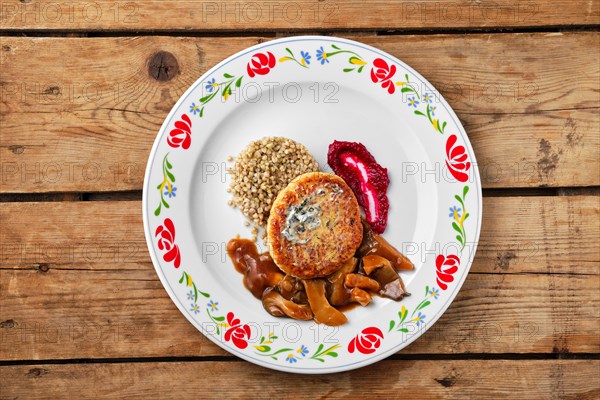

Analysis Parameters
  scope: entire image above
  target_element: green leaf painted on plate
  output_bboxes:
[223,73,234,78]
[272,348,293,356]
[200,91,218,103]
[399,306,407,324]
[222,82,233,98]
[256,345,271,353]
[452,222,462,235]
[455,194,464,207]
[417,300,431,311]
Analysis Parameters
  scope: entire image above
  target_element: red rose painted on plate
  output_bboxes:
[370,58,397,94]
[348,327,384,354]
[155,218,181,268]
[247,52,276,78]
[445,134,471,182]
[436,254,460,290]
[224,312,251,349]
[168,114,192,149]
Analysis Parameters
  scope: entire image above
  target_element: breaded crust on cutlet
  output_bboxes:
[267,172,363,279]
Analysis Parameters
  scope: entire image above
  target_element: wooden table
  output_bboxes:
[1,1,599,398]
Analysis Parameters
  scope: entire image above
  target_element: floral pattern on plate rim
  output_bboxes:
[148,39,478,367]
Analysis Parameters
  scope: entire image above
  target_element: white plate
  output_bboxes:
[143,36,482,374]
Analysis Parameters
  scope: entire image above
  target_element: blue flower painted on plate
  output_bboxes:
[164,186,177,198]
[186,290,194,301]
[316,47,329,64]
[422,92,434,103]
[297,345,309,357]
[207,300,219,311]
[428,288,440,300]
[430,106,436,116]
[285,354,298,364]
[190,303,200,315]
[449,205,461,219]
[189,102,201,115]
[413,312,426,327]
[205,78,217,92]
[408,96,419,108]
[300,50,311,66]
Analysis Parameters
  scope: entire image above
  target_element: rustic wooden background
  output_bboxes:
[1,0,599,398]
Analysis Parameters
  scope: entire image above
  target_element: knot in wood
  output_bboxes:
[148,51,180,82]
[37,263,50,272]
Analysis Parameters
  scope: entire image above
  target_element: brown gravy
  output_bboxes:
[336,302,361,313]
[226,238,284,299]
[226,234,410,326]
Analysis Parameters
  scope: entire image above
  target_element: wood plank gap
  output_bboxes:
[2,353,599,366]
[376,25,600,35]
[0,25,598,38]
[2,187,599,202]
[0,356,237,366]
[0,193,83,202]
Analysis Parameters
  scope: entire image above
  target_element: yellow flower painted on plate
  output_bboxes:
[349,56,367,66]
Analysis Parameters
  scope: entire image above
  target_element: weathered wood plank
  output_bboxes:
[1,360,599,399]
[0,33,598,192]
[0,0,598,30]
[0,201,598,360]
[0,269,596,360]
[1,196,597,274]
